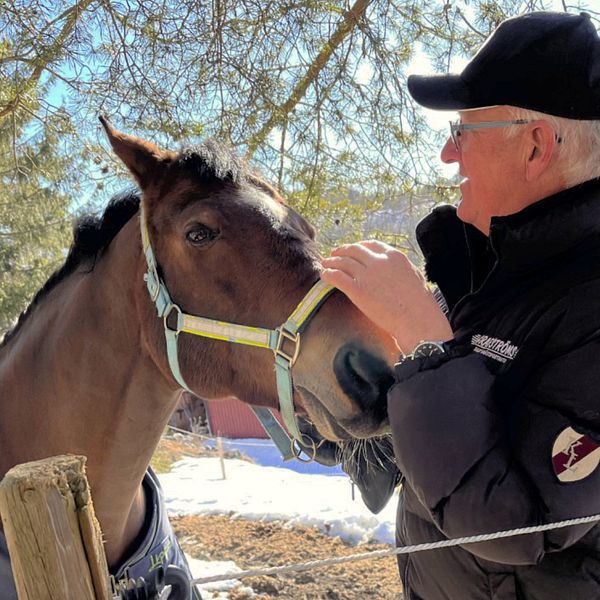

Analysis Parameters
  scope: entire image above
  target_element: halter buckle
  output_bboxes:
[163,303,183,335]
[275,327,301,367]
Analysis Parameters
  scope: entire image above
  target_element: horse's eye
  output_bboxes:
[186,225,217,246]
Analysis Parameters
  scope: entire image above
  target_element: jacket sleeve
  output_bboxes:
[388,335,600,566]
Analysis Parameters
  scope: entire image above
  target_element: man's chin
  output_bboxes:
[456,200,488,235]
[455,197,471,223]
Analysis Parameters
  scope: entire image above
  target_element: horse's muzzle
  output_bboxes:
[333,342,394,422]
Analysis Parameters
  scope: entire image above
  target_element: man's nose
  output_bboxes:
[440,136,459,163]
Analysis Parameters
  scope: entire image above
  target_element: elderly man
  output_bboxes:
[322,11,600,600]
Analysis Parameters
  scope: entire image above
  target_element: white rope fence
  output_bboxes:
[166,424,212,441]
[191,513,600,585]
[167,424,279,448]
[163,426,600,587]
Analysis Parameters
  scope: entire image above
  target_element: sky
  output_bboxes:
[158,437,398,599]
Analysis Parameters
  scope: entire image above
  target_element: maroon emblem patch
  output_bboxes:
[552,427,600,482]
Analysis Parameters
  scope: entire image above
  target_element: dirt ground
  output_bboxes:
[155,432,404,599]
[172,515,403,599]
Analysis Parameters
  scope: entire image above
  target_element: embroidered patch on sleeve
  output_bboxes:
[552,427,600,482]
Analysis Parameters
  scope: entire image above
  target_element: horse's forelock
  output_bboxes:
[177,140,247,185]
[177,140,283,205]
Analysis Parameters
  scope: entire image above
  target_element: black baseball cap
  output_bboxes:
[407,12,600,119]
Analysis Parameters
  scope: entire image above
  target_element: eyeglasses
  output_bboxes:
[449,119,530,149]
[449,119,563,150]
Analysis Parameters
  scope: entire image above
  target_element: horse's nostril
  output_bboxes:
[333,343,394,414]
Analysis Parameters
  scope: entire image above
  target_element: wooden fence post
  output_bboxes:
[0,454,112,600]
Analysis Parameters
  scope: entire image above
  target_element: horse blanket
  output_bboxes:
[0,468,202,599]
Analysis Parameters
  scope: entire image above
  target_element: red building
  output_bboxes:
[205,396,286,439]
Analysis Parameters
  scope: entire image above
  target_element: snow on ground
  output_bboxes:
[158,437,398,598]
[185,556,255,599]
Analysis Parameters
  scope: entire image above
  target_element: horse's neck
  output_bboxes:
[0,218,181,566]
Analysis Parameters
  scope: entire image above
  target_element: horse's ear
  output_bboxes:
[99,116,176,189]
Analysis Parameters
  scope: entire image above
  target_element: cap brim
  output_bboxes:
[407,74,474,110]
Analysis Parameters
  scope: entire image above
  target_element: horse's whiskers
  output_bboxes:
[338,436,396,476]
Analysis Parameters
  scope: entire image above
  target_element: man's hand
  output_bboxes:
[321,240,453,353]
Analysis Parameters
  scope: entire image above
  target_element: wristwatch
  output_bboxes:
[395,340,447,378]
[411,341,446,359]
[397,340,446,368]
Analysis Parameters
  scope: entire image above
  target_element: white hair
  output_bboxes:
[503,106,600,186]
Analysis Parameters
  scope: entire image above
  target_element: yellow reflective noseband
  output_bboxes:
[140,207,335,459]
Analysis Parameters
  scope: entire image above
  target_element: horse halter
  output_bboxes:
[139,205,335,459]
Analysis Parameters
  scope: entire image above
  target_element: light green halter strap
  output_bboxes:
[139,206,335,458]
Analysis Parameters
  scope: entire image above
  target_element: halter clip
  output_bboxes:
[291,434,318,463]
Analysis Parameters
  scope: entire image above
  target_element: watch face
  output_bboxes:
[413,341,445,358]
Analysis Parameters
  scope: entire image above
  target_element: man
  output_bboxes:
[322,11,600,600]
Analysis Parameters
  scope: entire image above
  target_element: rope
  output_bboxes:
[166,424,212,441]
[216,438,287,449]
[166,425,290,448]
[163,427,600,587]
[191,513,600,585]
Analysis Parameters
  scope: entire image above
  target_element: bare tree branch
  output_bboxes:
[246,0,372,156]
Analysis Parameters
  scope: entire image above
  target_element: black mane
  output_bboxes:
[0,191,141,348]
[1,139,250,348]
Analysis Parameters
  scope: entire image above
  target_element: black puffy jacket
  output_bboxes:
[388,178,600,600]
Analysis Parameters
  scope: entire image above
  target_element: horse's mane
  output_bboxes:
[1,139,267,348]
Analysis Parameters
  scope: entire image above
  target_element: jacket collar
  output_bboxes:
[417,177,600,307]
[488,177,600,271]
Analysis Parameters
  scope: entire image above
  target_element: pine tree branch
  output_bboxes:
[0,0,96,121]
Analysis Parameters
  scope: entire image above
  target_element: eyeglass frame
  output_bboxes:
[449,119,563,149]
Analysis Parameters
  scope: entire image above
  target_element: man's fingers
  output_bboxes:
[321,254,365,277]
[329,242,380,264]
[358,240,395,253]
[321,267,358,295]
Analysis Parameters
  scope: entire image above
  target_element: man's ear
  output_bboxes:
[525,120,558,182]
[99,115,177,190]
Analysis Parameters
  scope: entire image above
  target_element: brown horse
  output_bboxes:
[169,392,207,433]
[0,121,395,580]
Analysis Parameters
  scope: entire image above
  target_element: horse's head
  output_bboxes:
[100,118,397,441]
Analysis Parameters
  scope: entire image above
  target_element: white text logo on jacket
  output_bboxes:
[471,334,519,363]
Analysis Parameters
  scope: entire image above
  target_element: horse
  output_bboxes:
[168,392,207,433]
[0,119,396,596]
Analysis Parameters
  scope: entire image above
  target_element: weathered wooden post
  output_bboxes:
[0,454,112,600]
